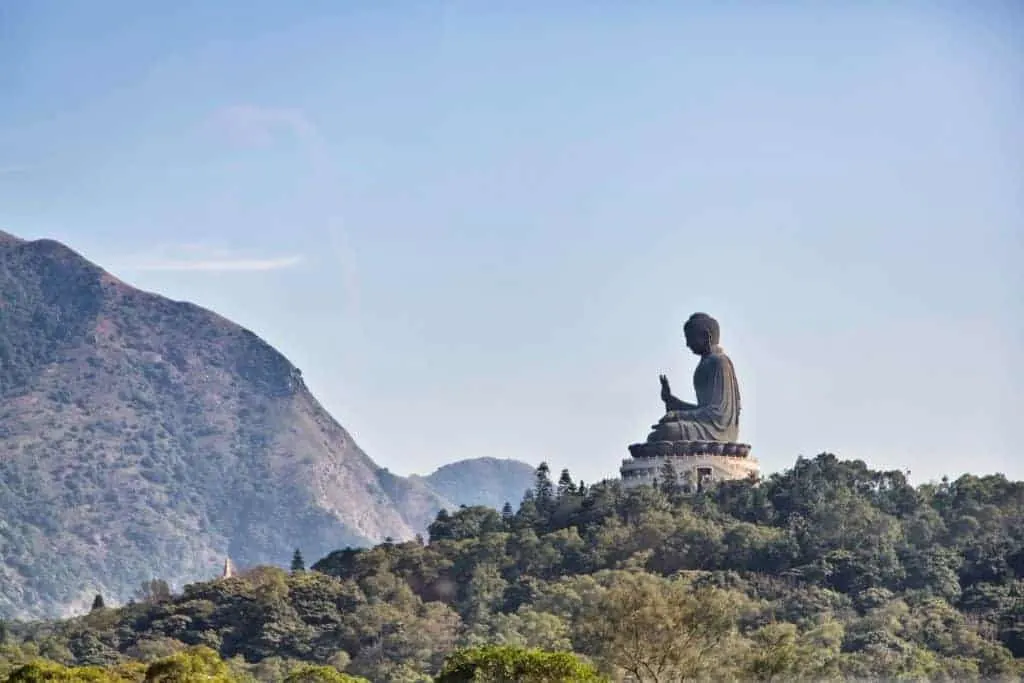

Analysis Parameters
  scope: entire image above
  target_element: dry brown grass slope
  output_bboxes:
[0,232,451,619]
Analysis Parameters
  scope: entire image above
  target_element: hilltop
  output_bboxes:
[416,457,536,512]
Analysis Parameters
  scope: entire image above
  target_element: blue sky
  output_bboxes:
[1,1,1021,484]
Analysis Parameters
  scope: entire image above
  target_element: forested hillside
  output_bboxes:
[0,232,451,618]
[1,454,1021,681]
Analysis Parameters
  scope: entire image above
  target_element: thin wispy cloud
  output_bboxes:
[120,243,303,273]
[0,165,27,175]
[133,256,303,272]
[209,105,321,148]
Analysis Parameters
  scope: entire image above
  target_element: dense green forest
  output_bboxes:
[1,454,1022,681]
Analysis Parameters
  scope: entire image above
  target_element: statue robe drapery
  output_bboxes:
[648,345,741,443]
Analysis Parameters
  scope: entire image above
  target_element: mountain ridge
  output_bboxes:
[0,232,511,618]
[415,457,537,512]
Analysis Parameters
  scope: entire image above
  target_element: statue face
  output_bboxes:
[684,327,709,355]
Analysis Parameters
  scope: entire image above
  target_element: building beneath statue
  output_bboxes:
[620,440,759,491]
[620,312,759,491]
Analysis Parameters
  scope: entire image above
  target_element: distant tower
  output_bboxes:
[220,557,235,579]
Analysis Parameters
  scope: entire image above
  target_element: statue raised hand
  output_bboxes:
[659,374,673,403]
[659,373,696,412]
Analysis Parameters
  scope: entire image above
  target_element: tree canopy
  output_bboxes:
[1,454,1021,681]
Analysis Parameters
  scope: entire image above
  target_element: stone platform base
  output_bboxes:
[629,440,751,459]
[621,441,759,491]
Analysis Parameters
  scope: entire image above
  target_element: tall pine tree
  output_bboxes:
[515,488,540,530]
[534,462,556,520]
[291,548,305,573]
[557,468,577,498]
[659,462,682,497]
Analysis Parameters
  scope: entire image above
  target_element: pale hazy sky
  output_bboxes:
[1,2,1021,485]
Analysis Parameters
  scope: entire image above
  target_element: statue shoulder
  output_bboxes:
[704,349,736,373]
[704,348,729,363]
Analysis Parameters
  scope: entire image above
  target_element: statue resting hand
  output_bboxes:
[652,409,699,431]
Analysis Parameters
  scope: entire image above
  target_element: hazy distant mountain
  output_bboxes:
[416,457,537,511]
[0,230,451,618]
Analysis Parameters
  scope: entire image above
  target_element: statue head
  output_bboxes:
[683,312,720,356]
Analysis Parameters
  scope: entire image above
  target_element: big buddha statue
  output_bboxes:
[623,312,755,488]
[646,312,741,444]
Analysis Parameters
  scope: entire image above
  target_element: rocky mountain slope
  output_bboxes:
[416,458,536,512]
[0,230,458,619]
